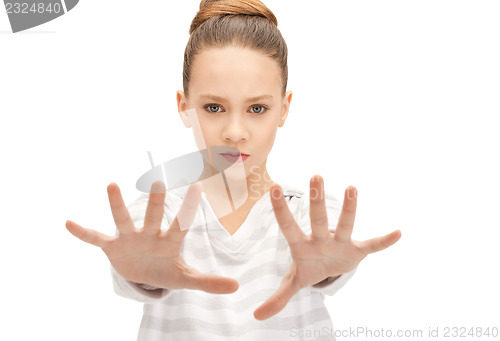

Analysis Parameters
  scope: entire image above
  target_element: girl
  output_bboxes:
[66,0,401,340]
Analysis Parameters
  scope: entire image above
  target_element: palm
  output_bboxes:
[254,175,402,320]
[66,180,238,294]
[284,232,366,291]
[101,229,190,290]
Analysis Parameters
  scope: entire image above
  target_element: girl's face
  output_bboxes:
[177,46,292,180]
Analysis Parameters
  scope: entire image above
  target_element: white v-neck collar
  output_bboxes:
[168,184,304,252]
[201,189,270,252]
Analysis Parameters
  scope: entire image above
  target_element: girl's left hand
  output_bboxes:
[254,175,402,320]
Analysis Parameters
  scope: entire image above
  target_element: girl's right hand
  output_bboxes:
[66,181,239,294]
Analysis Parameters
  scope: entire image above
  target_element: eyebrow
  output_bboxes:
[199,94,274,102]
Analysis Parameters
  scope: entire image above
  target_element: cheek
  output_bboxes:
[192,122,209,149]
[254,127,278,152]
[197,118,219,142]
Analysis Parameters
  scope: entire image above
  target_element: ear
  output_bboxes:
[177,90,192,128]
[278,90,292,127]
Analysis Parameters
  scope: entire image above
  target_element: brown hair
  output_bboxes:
[183,0,288,99]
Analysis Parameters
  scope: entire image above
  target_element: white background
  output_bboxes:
[1,0,499,340]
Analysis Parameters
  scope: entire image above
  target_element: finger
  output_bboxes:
[184,272,239,294]
[165,182,202,254]
[270,184,304,247]
[309,175,330,240]
[253,274,300,320]
[143,180,167,232]
[357,229,402,254]
[107,182,136,234]
[66,220,114,249]
[334,186,357,242]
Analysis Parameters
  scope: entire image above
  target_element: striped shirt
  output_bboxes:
[110,183,356,340]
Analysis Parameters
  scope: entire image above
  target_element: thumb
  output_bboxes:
[184,271,239,294]
[254,274,299,320]
[66,220,113,249]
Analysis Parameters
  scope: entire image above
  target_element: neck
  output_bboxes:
[196,159,274,219]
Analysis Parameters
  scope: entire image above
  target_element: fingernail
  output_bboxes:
[348,187,357,200]
[271,186,282,200]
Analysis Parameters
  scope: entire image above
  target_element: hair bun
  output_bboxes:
[200,0,221,8]
[190,0,277,35]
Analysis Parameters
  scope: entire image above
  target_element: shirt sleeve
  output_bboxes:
[109,192,177,303]
[297,190,358,297]
[110,264,174,303]
[310,264,357,297]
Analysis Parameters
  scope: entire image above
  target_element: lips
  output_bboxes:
[222,152,249,157]
[220,153,250,163]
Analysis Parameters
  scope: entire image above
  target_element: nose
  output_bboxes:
[223,113,249,142]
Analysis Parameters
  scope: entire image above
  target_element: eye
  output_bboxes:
[204,104,222,113]
[250,105,268,114]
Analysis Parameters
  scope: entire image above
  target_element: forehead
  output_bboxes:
[189,46,281,98]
